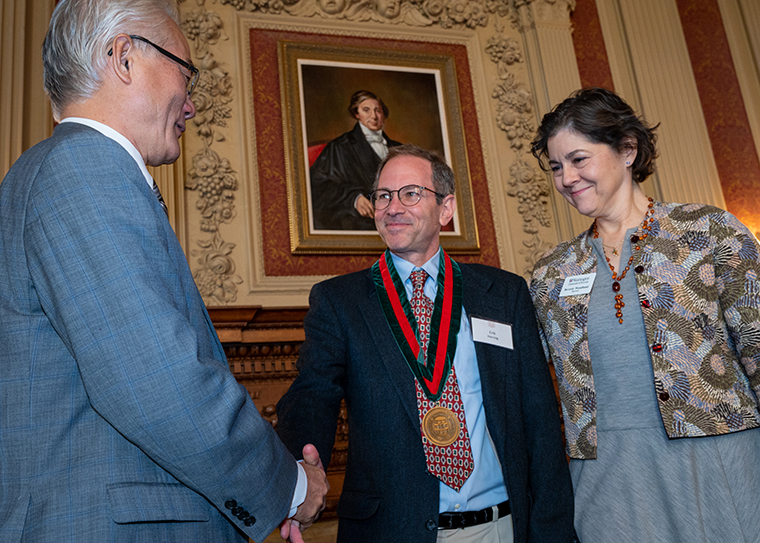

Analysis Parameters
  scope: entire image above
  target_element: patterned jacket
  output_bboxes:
[530,201,760,459]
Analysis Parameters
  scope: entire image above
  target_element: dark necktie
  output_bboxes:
[151,179,168,216]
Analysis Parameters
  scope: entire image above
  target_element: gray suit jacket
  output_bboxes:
[0,123,296,542]
[277,263,575,542]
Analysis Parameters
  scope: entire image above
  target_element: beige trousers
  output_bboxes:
[436,510,514,543]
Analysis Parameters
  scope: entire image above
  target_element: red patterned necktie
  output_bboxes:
[410,269,474,491]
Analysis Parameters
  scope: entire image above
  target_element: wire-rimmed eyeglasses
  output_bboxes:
[369,185,445,210]
[108,35,199,97]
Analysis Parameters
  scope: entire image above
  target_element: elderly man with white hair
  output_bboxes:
[0,1,327,541]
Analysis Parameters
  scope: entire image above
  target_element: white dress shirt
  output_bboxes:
[359,121,388,159]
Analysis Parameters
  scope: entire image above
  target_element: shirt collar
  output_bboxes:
[389,248,441,285]
[358,121,384,141]
[59,117,153,187]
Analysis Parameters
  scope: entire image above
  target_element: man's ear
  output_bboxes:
[108,34,134,85]
[439,194,456,227]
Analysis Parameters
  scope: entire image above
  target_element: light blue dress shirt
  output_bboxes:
[389,250,509,514]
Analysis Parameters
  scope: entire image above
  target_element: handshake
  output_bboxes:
[280,444,330,543]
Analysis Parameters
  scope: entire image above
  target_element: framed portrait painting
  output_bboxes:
[279,40,480,255]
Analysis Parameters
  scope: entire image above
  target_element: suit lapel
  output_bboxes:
[461,265,503,369]
[460,266,509,448]
[348,123,382,175]
[360,269,423,433]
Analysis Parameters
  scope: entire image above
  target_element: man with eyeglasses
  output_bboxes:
[0,1,327,541]
[277,144,576,542]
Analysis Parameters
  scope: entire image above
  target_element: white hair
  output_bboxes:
[43,0,181,120]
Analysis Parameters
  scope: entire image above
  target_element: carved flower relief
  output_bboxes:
[219,0,285,14]
[485,0,509,17]
[180,9,233,146]
[493,98,527,150]
[185,65,232,144]
[193,234,243,304]
[505,157,553,272]
[491,70,534,152]
[177,4,243,304]
[507,160,551,232]
[182,8,224,48]
[439,0,489,28]
[485,35,523,66]
[421,0,446,19]
[186,147,238,232]
[191,72,233,144]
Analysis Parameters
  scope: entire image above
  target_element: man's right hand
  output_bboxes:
[280,444,328,542]
[354,195,374,218]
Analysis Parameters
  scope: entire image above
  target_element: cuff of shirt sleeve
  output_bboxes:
[288,461,307,518]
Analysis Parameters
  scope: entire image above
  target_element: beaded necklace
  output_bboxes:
[592,197,654,324]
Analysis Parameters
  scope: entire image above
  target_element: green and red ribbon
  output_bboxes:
[372,249,463,402]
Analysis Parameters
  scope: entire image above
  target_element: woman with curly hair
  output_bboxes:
[529,87,760,543]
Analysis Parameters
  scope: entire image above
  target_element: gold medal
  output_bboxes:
[422,406,459,447]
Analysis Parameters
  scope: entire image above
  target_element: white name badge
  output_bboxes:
[471,317,513,350]
[559,273,596,297]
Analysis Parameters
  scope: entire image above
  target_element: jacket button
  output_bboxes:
[635,265,644,273]
[237,510,250,520]
[231,506,243,516]
[652,343,663,353]
[244,516,256,526]
[225,500,237,510]
[659,392,670,401]
[641,299,651,308]
[426,519,437,530]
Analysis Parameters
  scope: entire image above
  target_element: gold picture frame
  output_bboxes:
[279,40,480,255]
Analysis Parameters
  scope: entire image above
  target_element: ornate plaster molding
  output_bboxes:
[178,0,562,303]
[218,0,519,28]
[180,3,243,304]
[487,21,553,272]
[532,0,575,24]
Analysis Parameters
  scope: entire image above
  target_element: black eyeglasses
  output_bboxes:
[108,35,199,96]
[369,185,445,210]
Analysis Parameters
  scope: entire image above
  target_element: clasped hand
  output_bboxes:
[280,444,329,543]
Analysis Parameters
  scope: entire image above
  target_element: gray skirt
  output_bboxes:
[572,237,760,543]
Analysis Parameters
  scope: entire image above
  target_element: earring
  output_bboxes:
[626,161,630,166]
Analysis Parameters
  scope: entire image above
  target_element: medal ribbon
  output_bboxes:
[372,249,463,401]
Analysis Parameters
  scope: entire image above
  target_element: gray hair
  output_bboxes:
[374,144,455,202]
[43,0,180,120]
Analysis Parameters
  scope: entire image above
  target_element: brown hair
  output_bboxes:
[348,90,389,119]
[374,144,454,202]
[531,87,658,183]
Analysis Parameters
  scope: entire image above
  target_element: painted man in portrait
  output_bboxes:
[309,90,402,230]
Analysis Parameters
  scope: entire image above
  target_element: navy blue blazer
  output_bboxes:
[0,123,296,542]
[277,262,575,542]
